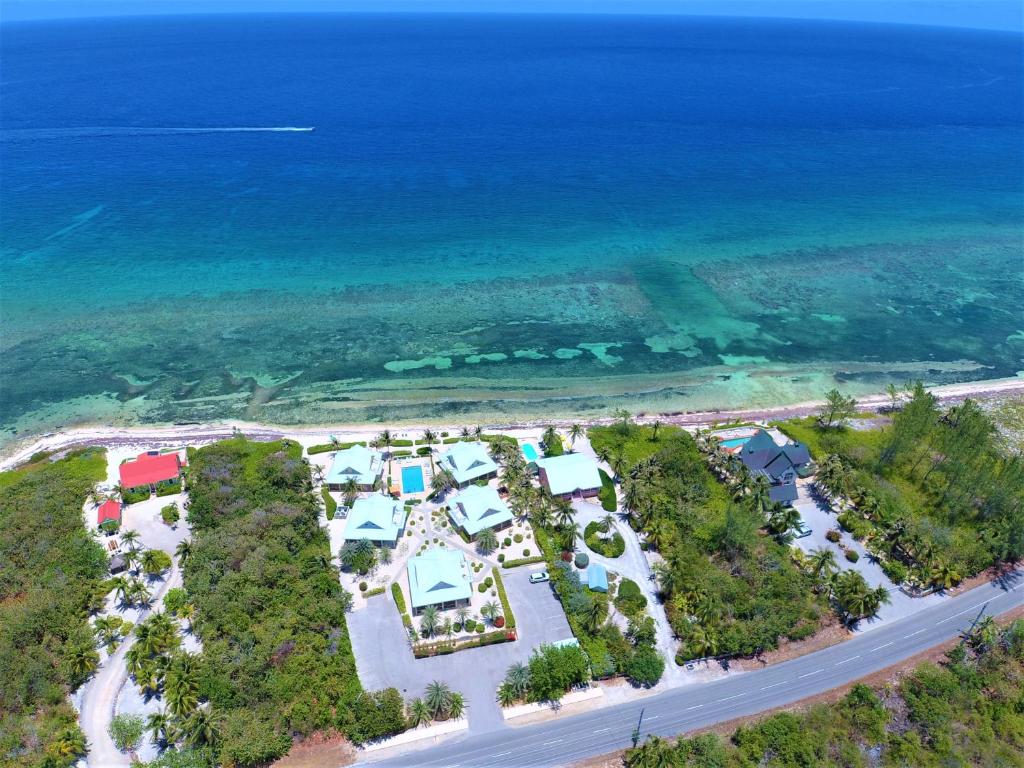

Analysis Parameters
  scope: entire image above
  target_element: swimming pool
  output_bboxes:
[401,465,425,494]
[521,443,539,462]
[720,437,751,449]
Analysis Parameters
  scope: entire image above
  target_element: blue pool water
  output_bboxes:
[522,443,539,462]
[401,465,425,494]
[720,437,752,449]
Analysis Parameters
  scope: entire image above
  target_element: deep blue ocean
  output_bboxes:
[1,14,1022,438]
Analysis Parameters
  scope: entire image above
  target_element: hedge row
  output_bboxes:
[598,469,617,512]
[391,582,406,613]
[364,587,386,598]
[307,441,366,455]
[156,479,183,497]
[413,629,512,658]
[321,486,337,520]
[492,568,516,630]
[502,556,546,569]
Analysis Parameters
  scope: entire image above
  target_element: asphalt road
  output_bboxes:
[366,568,1024,767]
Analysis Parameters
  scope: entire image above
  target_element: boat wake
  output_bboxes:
[0,126,315,140]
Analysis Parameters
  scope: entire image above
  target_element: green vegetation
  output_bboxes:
[626,618,1024,767]
[321,485,337,519]
[502,555,545,569]
[156,479,183,497]
[498,643,590,705]
[307,441,366,455]
[592,421,827,662]
[182,437,385,764]
[783,383,1024,587]
[598,469,617,511]
[109,713,146,752]
[492,568,516,630]
[614,578,647,615]
[584,520,625,558]
[121,485,152,504]
[161,502,181,525]
[0,448,107,768]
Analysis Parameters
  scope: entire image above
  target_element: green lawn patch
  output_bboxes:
[598,469,617,511]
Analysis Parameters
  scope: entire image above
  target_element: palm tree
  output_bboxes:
[448,692,466,720]
[377,429,394,476]
[686,625,719,659]
[311,465,325,486]
[455,606,471,627]
[66,641,100,680]
[651,419,662,441]
[50,728,88,762]
[596,446,612,466]
[505,662,530,698]
[442,618,454,645]
[175,540,192,567]
[424,681,454,719]
[497,683,517,708]
[473,426,483,439]
[599,513,616,537]
[422,429,436,445]
[182,707,218,747]
[562,521,582,551]
[568,424,584,449]
[930,561,962,590]
[969,615,998,653]
[748,477,773,518]
[767,505,801,539]
[554,500,575,529]
[110,575,131,606]
[582,599,606,633]
[808,547,838,581]
[626,735,675,768]
[419,605,440,638]
[481,601,501,625]
[141,548,171,577]
[408,697,432,727]
[120,529,141,551]
[147,709,172,749]
[460,427,471,438]
[476,527,499,556]
[431,469,455,499]
[542,425,559,452]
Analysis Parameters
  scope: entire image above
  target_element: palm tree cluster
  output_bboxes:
[496,662,530,706]
[110,574,152,608]
[94,614,134,653]
[796,546,890,625]
[407,681,465,725]
[126,613,217,749]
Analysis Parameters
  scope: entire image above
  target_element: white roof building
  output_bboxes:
[448,485,513,537]
[536,453,602,497]
[437,441,498,486]
[343,494,407,544]
[326,444,384,488]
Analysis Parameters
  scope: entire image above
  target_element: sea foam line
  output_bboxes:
[0,126,315,140]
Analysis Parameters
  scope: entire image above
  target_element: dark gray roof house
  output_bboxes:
[109,553,128,574]
[736,430,811,505]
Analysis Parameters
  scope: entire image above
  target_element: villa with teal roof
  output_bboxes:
[536,452,602,499]
[407,548,472,614]
[343,494,407,546]
[326,444,384,491]
[448,485,513,539]
[437,441,498,488]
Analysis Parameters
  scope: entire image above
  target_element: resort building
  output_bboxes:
[407,548,472,614]
[448,485,513,539]
[326,444,384,491]
[587,563,609,593]
[536,453,602,499]
[437,441,498,488]
[343,494,407,546]
[97,499,122,529]
[735,429,812,505]
[119,451,183,493]
[109,553,128,575]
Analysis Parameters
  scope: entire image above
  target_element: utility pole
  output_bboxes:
[631,707,645,748]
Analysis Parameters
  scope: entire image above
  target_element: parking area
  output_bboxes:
[347,565,572,734]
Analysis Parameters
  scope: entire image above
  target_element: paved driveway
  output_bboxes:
[347,566,573,734]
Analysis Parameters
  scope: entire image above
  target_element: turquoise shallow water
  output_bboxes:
[1,15,1022,442]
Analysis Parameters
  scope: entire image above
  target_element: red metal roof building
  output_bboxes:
[119,451,183,490]
[97,499,122,526]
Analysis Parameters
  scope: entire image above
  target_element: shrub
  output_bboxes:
[498,554,505,562]
[416,447,432,456]
[484,577,494,588]
[493,568,516,629]
[502,555,545,569]
[109,713,145,752]
[575,552,589,569]
[625,646,665,687]
[561,551,573,562]
[478,583,488,593]
[359,581,368,592]
[845,549,860,563]
[163,587,189,616]
[160,503,180,525]
[453,622,463,632]
[614,578,647,615]
[321,486,337,520]
[155,479,182,497]
[882,559,909,584]
[523,549,530,556]
[598,469,617,511]
[503,537,512,547]
[826,530,842,543]
[364,586,385,598]
[514,534,524,543]
[476,625,485,634]
[494,616,505,628]
[584,521,626,558]
[464,619,477,631]
[121,486,150,504]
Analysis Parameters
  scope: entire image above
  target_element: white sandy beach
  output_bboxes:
[2,375,1020,471]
